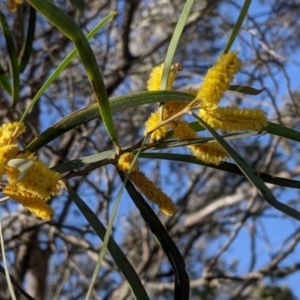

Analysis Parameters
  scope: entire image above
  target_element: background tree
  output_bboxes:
[1,0,300,299]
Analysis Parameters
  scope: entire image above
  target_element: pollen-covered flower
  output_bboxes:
[3,185,54,220]
[0,122,25,146]
[5,153,62,200]
[197,52,242,108]
[0,122,25,178]
[144,110,169,142]
[171,120,229,165]
[0,122,61,220]
[129,170,175,215]
[199,107,267,132]
[144,64,187,142]
[144,101,188,142]
[117,153,175,215]
[117,152,138,172]
[0,145,19,177]
[147,64,179,91]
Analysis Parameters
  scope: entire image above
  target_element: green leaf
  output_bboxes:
[139,153,300,190]
[0,13,20,107]
[0,62,12,95]
[160,0,194,90]
[27,0,119,148]
[19,7,36,73]
[223,0,251,54]
[19,11,117,124]
[266,122,300,143]
[66,185,149,300]
[119,172,190,300]
[7,159,33,182]
[229,85,264,95]
[193,113,300,221]
[0,217,17,300]
[26,91,194,152]
[52,150,115,173]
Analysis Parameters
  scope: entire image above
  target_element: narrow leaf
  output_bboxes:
[19,7,36,73]
[0,13,20,107]
[26,91,194,152]
[0,62,12,95]
[229,85,264,95]
[66,185,149,300]
[119,172,190,300]
[19,11,117,124]
[27,0,119,148]
[0,216,17,300]
[266,122,300,143]
[194,113,300,221]
[161,0,194,90]
[140,153,300,190]
[223,0,251,54]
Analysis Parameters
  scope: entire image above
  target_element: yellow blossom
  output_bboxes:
[144,110,169,142]
[147,64,179,91]
[129,170,175,215]
[5,154,62,200]
[189,143,230,165]
[117,152,138,172]
[197,52,242,108]
[0,122,25,146]
[117,153,175,215]
[0,145,19,177]
[144,101,188,142]
[3,186,54,220]
[171,120,229,165]
[199,107,267,132]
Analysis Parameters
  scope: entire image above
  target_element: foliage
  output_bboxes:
[1,0,300,299]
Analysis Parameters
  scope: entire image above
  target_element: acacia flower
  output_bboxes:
[3,153,61,220]
[171,120,229,165]
[144,101,188,142]
[199,106,267,132]
[117,152,175,215]
[197,52,242,108]
[0,122,25,146]
[147,63,178,91]
[0,122,61,220]
[144,64,187,141]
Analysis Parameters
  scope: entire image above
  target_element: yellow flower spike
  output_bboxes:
[144,101,189,142]
[5,156,62,200]
[189,143,230,165]
[163,101,189,120]
[0,122,25,146]
[171,120,229,165]
[197,52,242,108]
[117,153,175,215]
[147,64,179,91]
[171,120,198,140]
[0,144,20,177]
[117,152,138,172]
[199,107,267,132]
[144,109,169,142]
[3,186,54,220]
[130,170,175,215]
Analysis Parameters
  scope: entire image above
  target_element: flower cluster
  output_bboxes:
[117,153,175,215]
[0,122,62,220]
[144,52,267,165]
